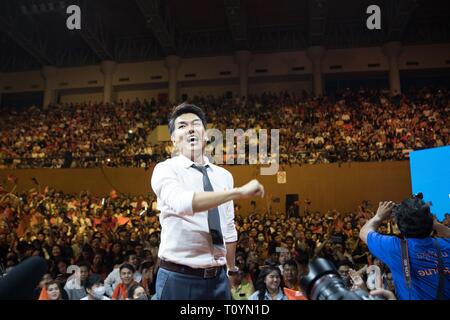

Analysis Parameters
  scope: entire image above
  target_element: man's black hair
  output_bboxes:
[392,197,433,238]
[125,250,137,259]
[120,263,136,274]
[283,259,298,269]
[77,262,90,270]
[168,103,207,135]
[336,259,354,269]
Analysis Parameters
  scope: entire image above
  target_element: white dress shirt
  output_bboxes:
[151,154,238,268]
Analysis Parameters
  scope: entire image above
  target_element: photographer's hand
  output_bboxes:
[370,289,396,300]
[433,216,450,238]
[359,201,395,244]
[349,268,367,291]
[374,201,396,221]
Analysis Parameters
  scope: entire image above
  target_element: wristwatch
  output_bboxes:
[227,266,239,277]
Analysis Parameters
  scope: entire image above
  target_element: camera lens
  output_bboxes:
[300,258,382,300]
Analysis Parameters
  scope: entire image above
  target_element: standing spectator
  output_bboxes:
[360,199,450,300]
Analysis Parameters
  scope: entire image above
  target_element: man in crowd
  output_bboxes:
[360,198,450,300]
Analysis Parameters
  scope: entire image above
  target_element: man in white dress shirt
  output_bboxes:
[151,103,265,300]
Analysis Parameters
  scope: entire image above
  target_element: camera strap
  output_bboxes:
[433,238,445,300]
[401,238,446,300]
[400,239,412,290]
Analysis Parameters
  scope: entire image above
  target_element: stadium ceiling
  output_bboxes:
[0,0,449,72]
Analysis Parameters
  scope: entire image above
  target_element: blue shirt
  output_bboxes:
[367,231,450,300]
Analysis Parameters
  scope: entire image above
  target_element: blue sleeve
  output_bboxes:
[366,232,399,265]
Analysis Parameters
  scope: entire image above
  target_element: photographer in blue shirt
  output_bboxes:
[359,198,450,300]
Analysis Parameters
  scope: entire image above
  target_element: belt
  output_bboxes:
[160,260,224,279]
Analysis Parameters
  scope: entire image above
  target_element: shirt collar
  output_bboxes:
[264,288,284,300]
[176,154,212,170]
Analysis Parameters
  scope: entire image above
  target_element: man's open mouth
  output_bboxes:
[188,136,199,143]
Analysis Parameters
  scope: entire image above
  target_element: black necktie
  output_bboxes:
[191,164,224,248]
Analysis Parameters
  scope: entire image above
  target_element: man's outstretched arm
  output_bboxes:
[192,179,264,213]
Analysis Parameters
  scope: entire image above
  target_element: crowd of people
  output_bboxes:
[1,183,449,300]
[0,85,449,300]
[0,86,448,168]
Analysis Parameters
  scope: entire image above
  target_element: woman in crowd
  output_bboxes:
[248,266,288,300]
[127,283,148,300]
[45,280,65,300]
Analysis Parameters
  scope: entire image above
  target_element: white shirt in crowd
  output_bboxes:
[80,295,111,300]
[104,268,142,297]
[151,155,238,269]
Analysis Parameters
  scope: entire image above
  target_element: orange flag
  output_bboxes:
[117,216,130,226]
[284,287,308,300]
[38,287,49,300]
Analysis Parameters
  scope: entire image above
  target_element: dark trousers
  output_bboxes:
[155,266,231,300]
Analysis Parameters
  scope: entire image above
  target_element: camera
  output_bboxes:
[300,258,384,300]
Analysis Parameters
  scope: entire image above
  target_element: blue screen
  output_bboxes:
[409,146,450,221]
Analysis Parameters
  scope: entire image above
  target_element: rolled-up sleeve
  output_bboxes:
[223,171,238,242]
[151,162,194,215]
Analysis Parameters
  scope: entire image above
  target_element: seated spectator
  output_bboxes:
[64,262,90,300]
[248,266,288,300]
[81,274,110,300]
[111,264,138,300]
[104,251,142,297]
[127,283,148,300]
[41,280,65,300]
[282,259,307,300]
[140,260,156,298]
[230,270,255,300]
[33,273,52,300]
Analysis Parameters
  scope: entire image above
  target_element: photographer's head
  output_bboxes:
[392,198,434,238]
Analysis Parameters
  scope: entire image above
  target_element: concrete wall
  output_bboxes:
[2,43,450,103]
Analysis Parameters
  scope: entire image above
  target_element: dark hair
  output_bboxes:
[125,250,137,261]
[78,262,90,270]
[168,103,207,135]
[84,274,103,290]
[282,259,298,269]
[336,259,354,269]
[255,266,283,300]
[120,263,135,274]
[392,198,433,238]
[127,283,144,299]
